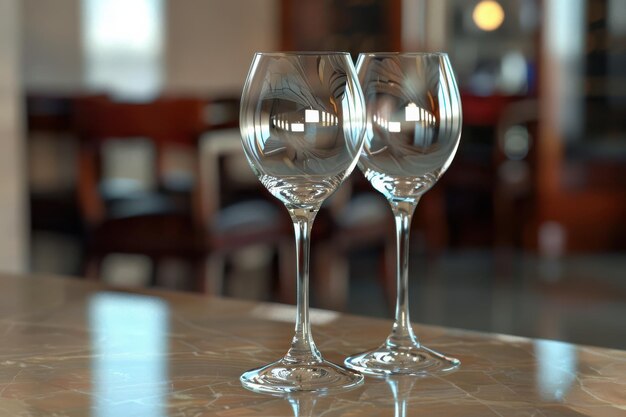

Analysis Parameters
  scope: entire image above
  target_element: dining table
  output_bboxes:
[0,273,624,416]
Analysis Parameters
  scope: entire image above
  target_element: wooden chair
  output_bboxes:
[74,96,206,285]
[493,97,626,253]
[313,171,453,312]
[196,128,293,296]
[27,93,107,238]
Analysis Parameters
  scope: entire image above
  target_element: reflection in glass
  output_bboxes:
[286,393,318,417]
[89,292,168,417]
[387,376,417,417]
[534,339,577,401]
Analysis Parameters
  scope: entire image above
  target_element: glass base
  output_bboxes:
[344,343,460,377]
[240,358,364,394]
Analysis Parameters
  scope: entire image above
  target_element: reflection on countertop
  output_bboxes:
[0,273,624,416]
[89,292,168,417]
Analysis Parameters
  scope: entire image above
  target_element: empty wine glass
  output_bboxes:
[239,52,366,393]
[345,52,462,376]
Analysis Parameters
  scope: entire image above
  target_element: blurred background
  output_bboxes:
[0,0,624,349]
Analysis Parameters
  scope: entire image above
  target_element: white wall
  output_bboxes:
[20,0,280,95]
[165,0,279,95]
[402,0,449,51]
[21,0,83,91]
[0,0,27,272]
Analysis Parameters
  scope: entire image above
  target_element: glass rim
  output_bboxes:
[254,51,351,57]
[358,52,448,58]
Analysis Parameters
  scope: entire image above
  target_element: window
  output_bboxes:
[82,0,164,99]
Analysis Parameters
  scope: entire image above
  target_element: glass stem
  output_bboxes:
[387,199,419,348]
[285,207,322,363]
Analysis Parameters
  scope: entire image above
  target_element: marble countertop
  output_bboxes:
[0,274,624,416]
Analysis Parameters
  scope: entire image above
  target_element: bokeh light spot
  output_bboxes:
[473,0,505,32]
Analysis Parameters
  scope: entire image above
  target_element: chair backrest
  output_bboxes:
[203,96,240,130]
[75,97,205,145]
[74,97,206,226]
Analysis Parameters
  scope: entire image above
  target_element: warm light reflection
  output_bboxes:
[89,292,168,417]
[473,0,505,32]
[534,339,577,401]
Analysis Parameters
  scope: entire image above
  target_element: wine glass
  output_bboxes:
[239,52,366,393]
[344,52,462,376]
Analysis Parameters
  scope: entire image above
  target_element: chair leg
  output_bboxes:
[191,257,206,293]
[203,254,225,295]
[314,243,349,311]
[421,189,448,257]
[149,257,160,287]
[84,254,103,281]
[277,239,295,303]
[381,242,396,311]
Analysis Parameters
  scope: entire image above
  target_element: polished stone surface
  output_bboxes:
[0,274,624,416]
